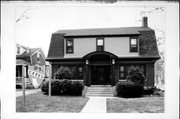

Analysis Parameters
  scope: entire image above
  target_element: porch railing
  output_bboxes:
[16,77,31,85]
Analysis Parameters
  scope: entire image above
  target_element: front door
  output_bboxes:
[91,66,111,85]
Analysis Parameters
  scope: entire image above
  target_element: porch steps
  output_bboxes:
[85,85,114,97]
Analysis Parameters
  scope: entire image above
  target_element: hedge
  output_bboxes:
[116,81,144,98]
[41,79,84,96]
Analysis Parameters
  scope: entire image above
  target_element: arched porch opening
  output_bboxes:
[83,51,118,86]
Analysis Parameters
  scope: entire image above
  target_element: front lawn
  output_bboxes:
[107,96,164,113]
[16,92,89,112]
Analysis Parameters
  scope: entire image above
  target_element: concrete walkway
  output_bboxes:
[16,89,41,97]
[81,97,106,113]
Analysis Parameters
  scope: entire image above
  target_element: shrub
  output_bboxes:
[116,81,144,98]
[41,80,49,94]
[41,79,61,95]
[55,66,72,80]
[144,86,156,95]
[69,81,84,96]
[41,79,84,96]
[126,70,145,86]
[60,79,72,95]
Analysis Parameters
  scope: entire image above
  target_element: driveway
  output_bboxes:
[16,89,41,97]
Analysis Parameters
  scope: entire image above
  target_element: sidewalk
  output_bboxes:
[81,97,106,113]
[16,89,41,97]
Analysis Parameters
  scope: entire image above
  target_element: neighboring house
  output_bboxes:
[46,17,160,87]
[16,44,47,88]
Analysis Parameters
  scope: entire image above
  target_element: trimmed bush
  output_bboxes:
[41,80,49,94]
[55,66,72,80]
[144,86,156,95]
[116,81,144,98]
[69,81,84,96]
[41,79,84,96]
[144,86,164,97]
[126,70,145,86]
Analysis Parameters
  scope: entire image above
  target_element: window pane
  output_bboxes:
[58,65,83,79]
[97,46,103,51]
[67,40,73,46]
[67,47,73,53]
[97,39,103,46]
[120,66,124,71]
[131,39,137,45]
[120,73,124,78]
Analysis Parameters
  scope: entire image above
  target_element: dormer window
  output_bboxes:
[130,38,138,52]
[66,39,73,53]
[97,38,104,51]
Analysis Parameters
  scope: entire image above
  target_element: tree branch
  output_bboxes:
[16,7,31,23]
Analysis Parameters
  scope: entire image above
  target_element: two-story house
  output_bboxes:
[16,44,47,88]
[47,17,160,87]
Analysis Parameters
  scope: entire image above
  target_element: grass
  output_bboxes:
[16,92,89,112]
[107,96,164,113]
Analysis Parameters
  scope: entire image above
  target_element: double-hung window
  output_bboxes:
[119,65,125,79]
[97,38,104,51]
[66,39,73,53]
[130,38,138,52]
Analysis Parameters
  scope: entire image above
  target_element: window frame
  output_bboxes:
[66,39,74,54]
[119,65,126,79]
[130,37,138,52]
[96,37,104,51]
[58,65,83,79]
[119,64,146,80]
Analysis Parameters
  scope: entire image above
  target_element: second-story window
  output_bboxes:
[97,38,104,51]
[130,38,138,52]
[66,39,73,53]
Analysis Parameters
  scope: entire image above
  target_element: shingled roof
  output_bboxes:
[16,48,40,58]
[47,26,160,60]
[53,27,152,37]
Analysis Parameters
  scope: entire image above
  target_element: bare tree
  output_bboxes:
[16,7,31,23]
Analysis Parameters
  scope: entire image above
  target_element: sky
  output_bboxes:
[15,5,166,56]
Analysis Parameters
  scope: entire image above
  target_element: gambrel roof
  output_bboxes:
[47,26,160,60]
[53,27,152,37]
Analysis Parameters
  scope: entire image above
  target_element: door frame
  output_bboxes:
[90,65,111,85]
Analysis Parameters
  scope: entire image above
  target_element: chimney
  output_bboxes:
[142,17,148,27]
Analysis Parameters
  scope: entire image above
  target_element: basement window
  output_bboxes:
[130,38,138,52]
[66,39,74,53]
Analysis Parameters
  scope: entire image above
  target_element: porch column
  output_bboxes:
[85,59,90,86]
[111,59,115,86]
